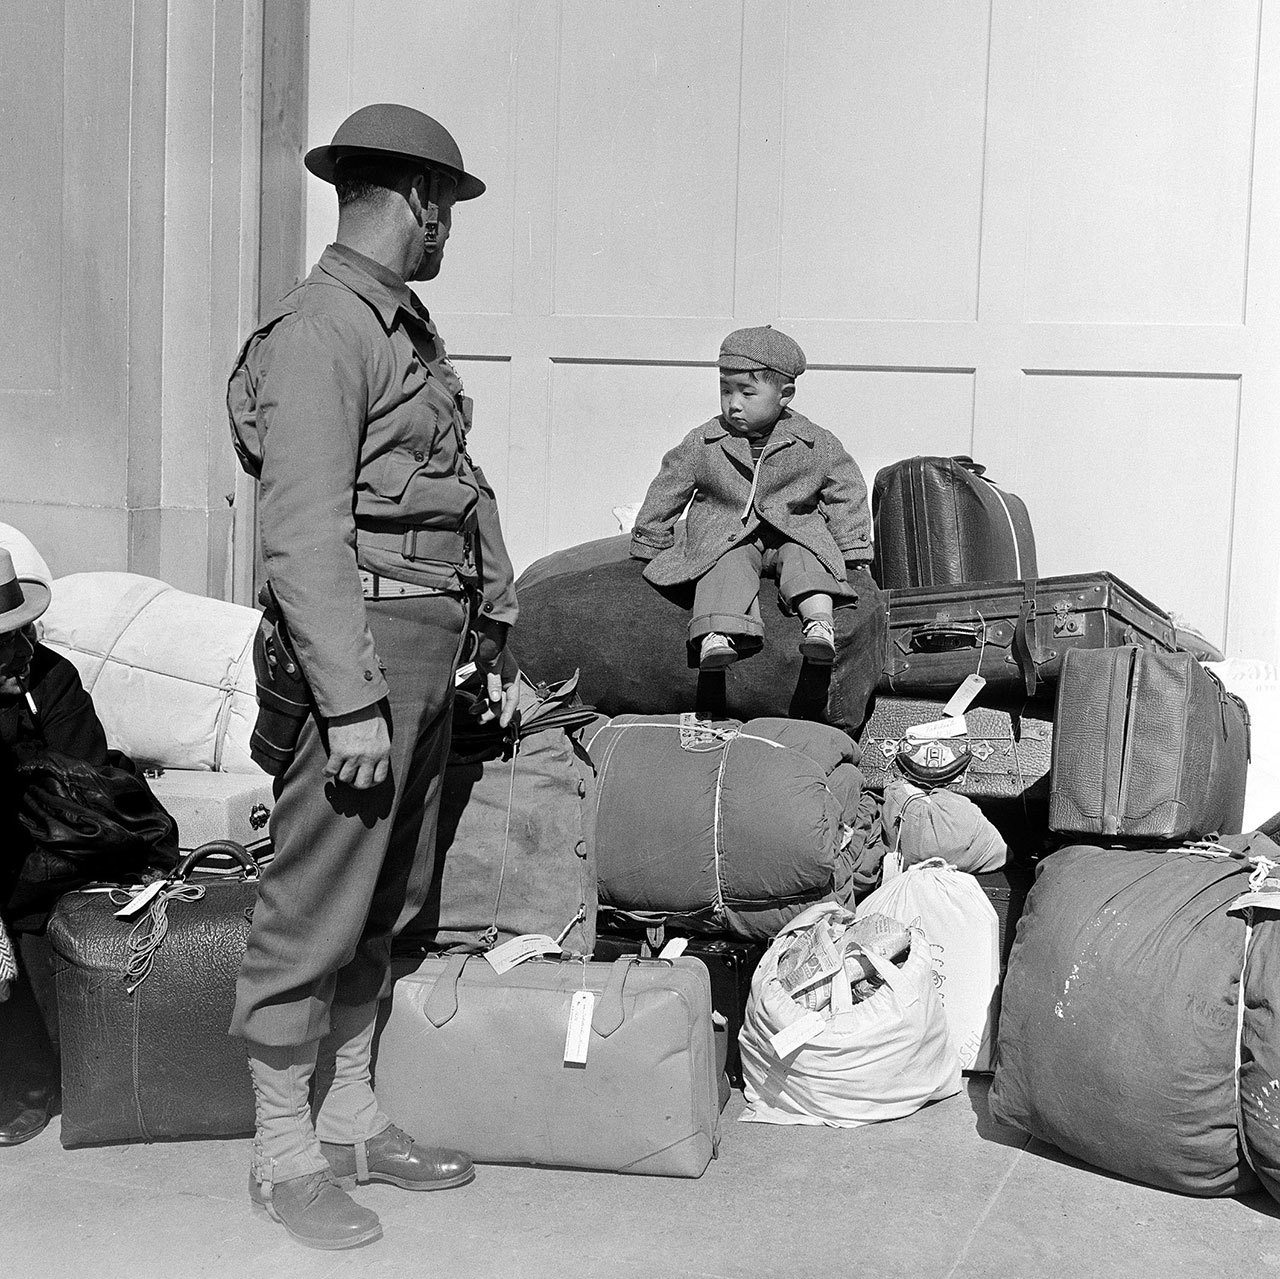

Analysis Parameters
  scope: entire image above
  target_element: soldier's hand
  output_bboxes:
[325,703,392,790]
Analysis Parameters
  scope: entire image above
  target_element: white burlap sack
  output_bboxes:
[739,901,961,1127]
[41,572,263,773]
[858,859,1000,1072]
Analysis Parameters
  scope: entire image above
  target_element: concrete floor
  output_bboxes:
[3,1079,1277,1279]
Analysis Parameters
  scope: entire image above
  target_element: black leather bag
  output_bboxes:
[48,841,259,1147]
[13,747,180,913]
[872,455,1037,589]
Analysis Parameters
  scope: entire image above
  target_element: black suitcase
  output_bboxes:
[872,455,1037,589]
[592,927,763,1088]
[47,842,258,1146]
[973,862,1035,972]
[881,572,1179,699]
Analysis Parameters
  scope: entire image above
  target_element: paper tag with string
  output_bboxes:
[903,716,970,742]
[484,933,562,974]
[114,879,168,919]
[942,673,986,718]
[564,988,595,1065]
[658,937,689,959]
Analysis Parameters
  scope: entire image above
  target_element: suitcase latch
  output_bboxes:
[1052,601,1084,638]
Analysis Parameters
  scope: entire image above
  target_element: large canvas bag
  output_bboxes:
[857,858,1001,1071]
[738,901,961,1127]
[989,836,1280,1197]
[41,572,261,773]
[376,953,721,1177]
[513,534,887,734]
[585,715,884,941]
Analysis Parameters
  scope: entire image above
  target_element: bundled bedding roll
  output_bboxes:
[584,714,884,941]
[989,832,1280,1200]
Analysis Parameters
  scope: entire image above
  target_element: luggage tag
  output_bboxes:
[564,955,594,1066]
[658,937,689,959]
[769,1010,825,1058]
[942,673,986,718]
[484,933,562,975]
[903,715,970,742]
[114,878,169,919]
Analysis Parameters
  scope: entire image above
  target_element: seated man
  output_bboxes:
[0,527,109,1145]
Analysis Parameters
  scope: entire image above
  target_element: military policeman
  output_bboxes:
[227,104,519,1250]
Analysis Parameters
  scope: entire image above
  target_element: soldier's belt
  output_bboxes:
[355,523,473,565]
[358,570,448,600]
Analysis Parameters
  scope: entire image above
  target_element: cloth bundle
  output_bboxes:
[880,779,1006,876]
[738,901,961,1126]
[584,714,885,941]
[989,833,1280,1201]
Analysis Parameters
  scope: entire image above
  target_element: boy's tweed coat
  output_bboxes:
[629,410,872,588]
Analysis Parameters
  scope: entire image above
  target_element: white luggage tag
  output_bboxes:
[113,878,169,919]
[942,673,986,718]
[484,933,562,974]
[903,715,970,742]
[563,989,595,1066]
[658,936,689,959]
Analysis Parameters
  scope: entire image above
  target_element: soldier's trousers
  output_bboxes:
[231,591,469,1049]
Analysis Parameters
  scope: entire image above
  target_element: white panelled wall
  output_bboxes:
[306,0,1280,660]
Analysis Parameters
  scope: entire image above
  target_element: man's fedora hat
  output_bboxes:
[305,103,486,200]
[0,549,50,633]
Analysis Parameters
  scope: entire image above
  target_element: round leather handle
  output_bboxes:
[174,839,258,881]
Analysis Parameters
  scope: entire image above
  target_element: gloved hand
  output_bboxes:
[472,620,519,728]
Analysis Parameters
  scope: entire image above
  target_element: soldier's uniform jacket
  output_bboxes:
[227,243,517,718]
[629,409,872,589]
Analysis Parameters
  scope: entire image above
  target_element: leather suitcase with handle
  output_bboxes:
[376,953,721,1177]
[1049,646,1250,841]
[872,455,1037,589]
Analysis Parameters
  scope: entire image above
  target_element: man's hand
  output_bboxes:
[324,703,391,789]
[472,619,519,728]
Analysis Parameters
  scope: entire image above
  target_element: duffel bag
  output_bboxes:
[989,834,1280,1197]
[738,901,961,1126]
[399,675,599,956]
[48,841,259,1147]
[584,714,885,941]
[376,953,721,1176]
[512,534,887,734]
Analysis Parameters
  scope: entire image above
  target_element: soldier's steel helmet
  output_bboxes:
[305,103,485,200]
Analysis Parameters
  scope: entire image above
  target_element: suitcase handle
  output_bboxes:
[907,623,983,653]
[422,954,638,1037]
[173,840,258,882]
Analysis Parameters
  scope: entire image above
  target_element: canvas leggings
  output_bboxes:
[689,532,855,645]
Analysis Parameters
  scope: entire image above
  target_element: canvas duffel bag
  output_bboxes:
[48,842,259,1147]
[989,834,1280,1198]
[1049,646,1250,841]
[376,953,721,1177]
[584,714,885,941]
[398,675,599,957]
[512,534,887,734]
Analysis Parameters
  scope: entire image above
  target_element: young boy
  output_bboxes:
[630,326,872,669]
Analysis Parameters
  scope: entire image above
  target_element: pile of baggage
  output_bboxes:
[31,452,1280,1207]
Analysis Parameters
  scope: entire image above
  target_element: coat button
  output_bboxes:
[364,670,374,681]
[482,601,494,613]
[413,449,425,462]
[577,779,587,797]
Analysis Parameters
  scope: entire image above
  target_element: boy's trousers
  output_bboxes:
[231,591,469,1049]
[689,534,853,644]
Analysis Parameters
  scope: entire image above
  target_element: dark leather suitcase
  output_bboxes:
[1049,646,1250,841]
[881,572,1179,698]
[592,928,764,1087]
[48,843,258,1146]
[973,862,1035,972]
[512,534,888,734]
[872,455,1037,589]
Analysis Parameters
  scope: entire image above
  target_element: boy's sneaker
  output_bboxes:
[699,632,738,670]
[799,618,836,665]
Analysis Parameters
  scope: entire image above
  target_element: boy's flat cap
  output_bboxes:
[718,326,806,379]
